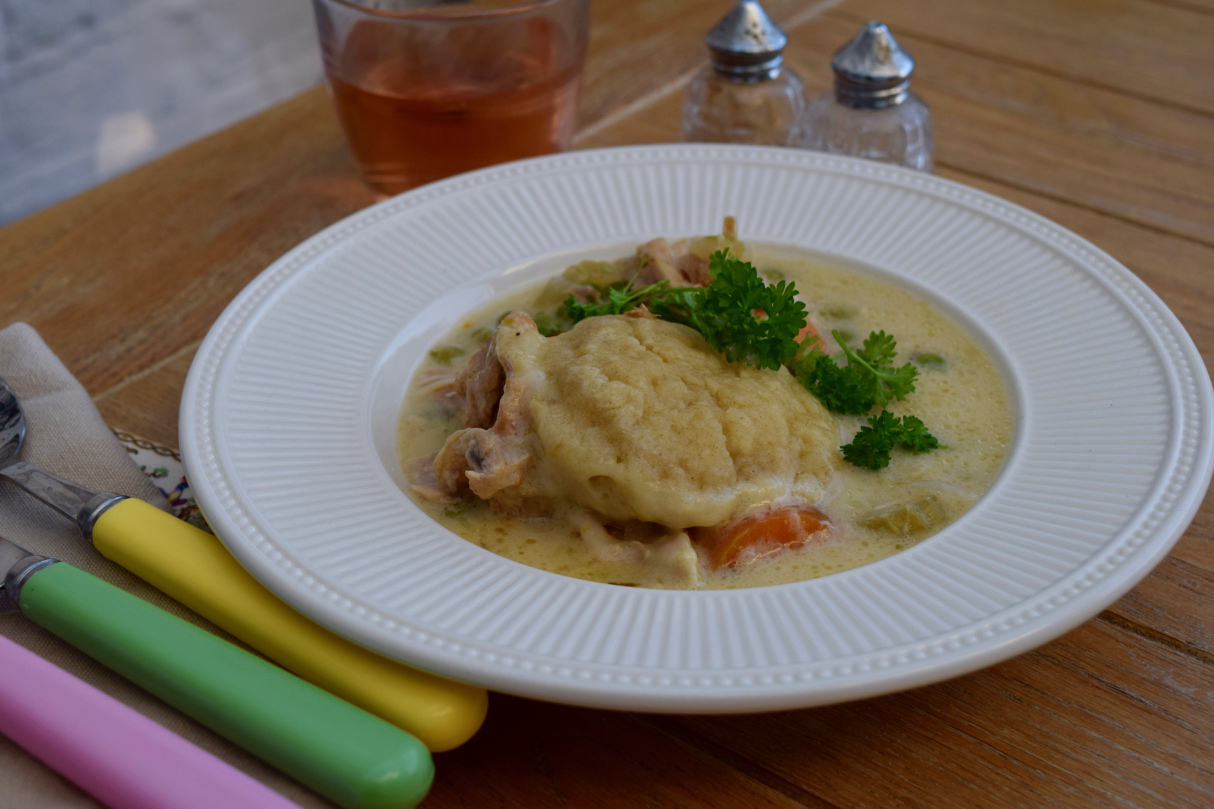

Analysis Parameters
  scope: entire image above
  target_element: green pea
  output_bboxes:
[821,304,857,319]
[428,345,465,365]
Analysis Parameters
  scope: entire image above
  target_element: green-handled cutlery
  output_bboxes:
[0,535,434,809]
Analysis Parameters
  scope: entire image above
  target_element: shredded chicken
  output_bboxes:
[453,333,506,429]
[433,376,531,500]
[406,455,460,505]
[635,238,712,288]
[413,367,462,418]
[433,313,549,516]
[633,215,743,289]
[570,509,704,588]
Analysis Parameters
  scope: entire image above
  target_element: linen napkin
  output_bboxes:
[0,322,339,809]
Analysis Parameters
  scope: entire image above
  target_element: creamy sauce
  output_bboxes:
[398,248,1013,589]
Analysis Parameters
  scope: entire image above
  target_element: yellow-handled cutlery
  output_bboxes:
[0,375,487,753]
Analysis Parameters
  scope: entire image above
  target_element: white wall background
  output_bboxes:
[0,0,324,225]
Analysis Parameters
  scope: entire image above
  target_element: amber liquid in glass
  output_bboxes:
[329,19,581,195]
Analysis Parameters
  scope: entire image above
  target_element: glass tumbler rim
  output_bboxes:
[313,0,573,22]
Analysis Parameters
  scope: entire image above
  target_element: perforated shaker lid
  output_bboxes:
[705,0,788,82]
[831,21,915,108]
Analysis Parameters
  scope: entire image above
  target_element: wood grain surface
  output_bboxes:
[2,0,1212,806]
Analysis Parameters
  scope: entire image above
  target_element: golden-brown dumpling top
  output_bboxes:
[497,314,839,529]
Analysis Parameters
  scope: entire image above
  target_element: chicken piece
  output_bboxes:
[637,532,702,588]
[434,375,532,499]
[406,455,460,505]
[571,509,704,588]
[452,331,506,429]
[634,238,712,288]
[571,508,648,566]
[413,367,462,418]
[633,217,745,289]
[433,313,550,515]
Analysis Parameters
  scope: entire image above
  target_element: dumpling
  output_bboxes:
[434,309,839,530]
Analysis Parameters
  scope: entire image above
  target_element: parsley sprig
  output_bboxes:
[789,330,918,415]
[561,278,698,322]
[841,412,941,470]
[652,251,807,371]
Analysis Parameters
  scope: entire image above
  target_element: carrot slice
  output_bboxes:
[692,504,831,570]
[796,319,821,344]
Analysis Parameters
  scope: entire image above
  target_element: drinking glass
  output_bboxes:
[311,0,591,195]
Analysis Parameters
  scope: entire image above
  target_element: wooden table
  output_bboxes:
[3,0,1213,806]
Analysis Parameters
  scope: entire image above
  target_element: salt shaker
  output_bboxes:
[680,0,806,146]
[799,21,933,171]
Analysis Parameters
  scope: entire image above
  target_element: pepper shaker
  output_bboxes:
[798,21,933,171]
[680,0,806,146]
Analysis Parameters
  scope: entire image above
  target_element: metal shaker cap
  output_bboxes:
[705,0,788,83]
[831,21,914,108]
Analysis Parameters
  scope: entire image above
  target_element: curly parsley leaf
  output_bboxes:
[560,278,697,325]
[786,343,876,415]
[841,410,942,470]
[690,251,807,371]
[647,287,703,330]
[897,415,941,453]
[789,330,919,415]
[836,330,919,406]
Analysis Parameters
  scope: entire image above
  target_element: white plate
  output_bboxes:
[181,145,1214,713]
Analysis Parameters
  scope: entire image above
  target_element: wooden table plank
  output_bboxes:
[1156,0,1214,14]
[425,695,814,808]
[822,13,1214,246]
[0,88,374,396]
[583,12,1214,246]
[653,620,1214,809]
[837,0,1214,117]
[94,344,198,449]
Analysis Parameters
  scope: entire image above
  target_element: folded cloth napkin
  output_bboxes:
[0,323,338,809]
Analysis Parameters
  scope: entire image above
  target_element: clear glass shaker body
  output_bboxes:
[799,88,934,171]
[681,65,806,146]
